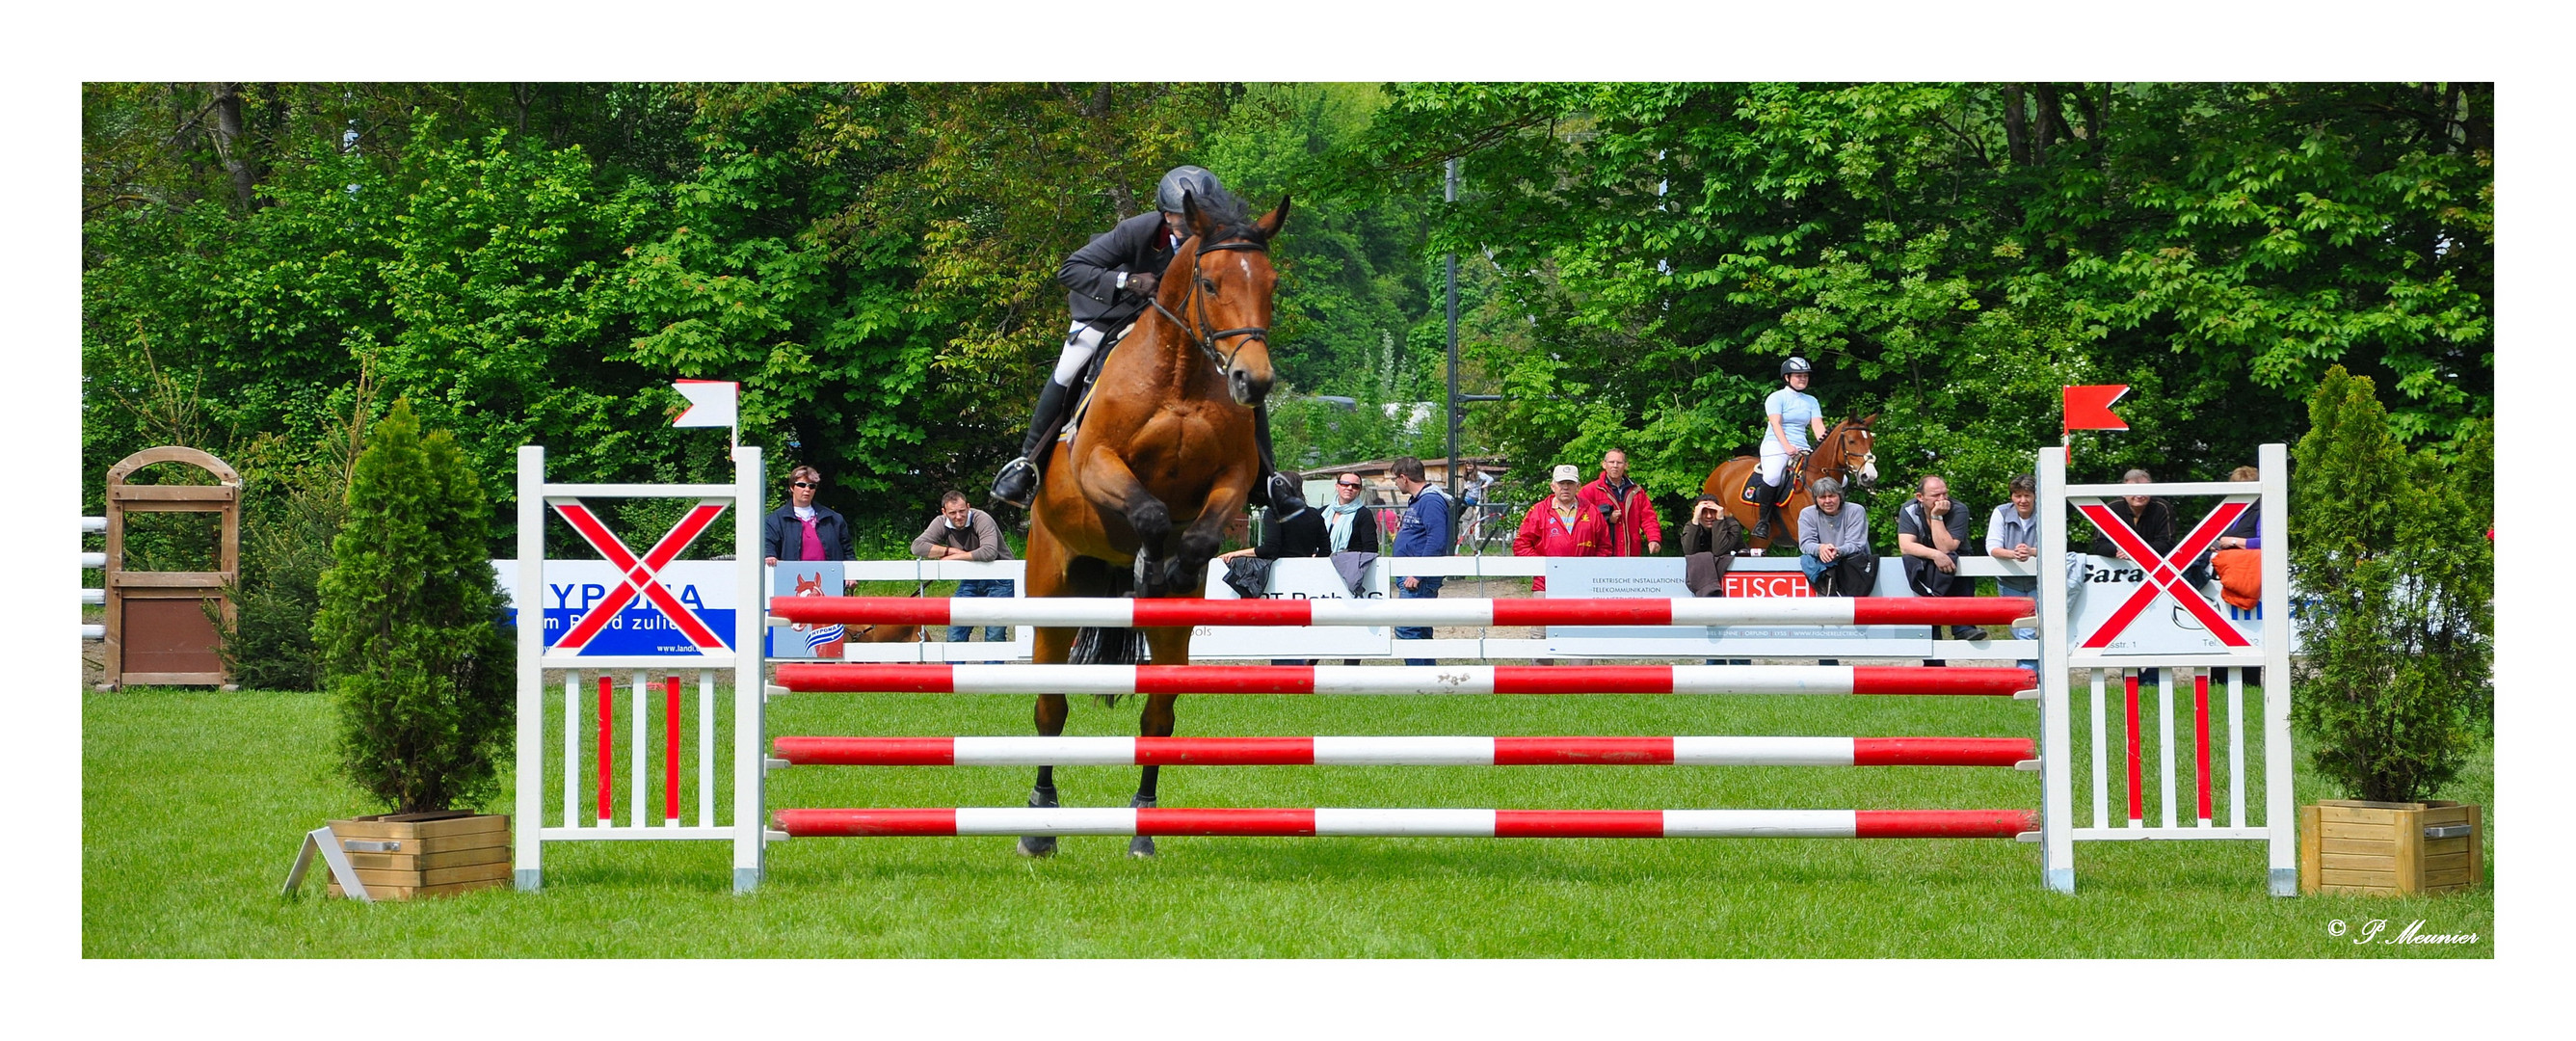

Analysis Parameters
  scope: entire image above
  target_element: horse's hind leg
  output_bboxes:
[1020,689,1068,858]
[1128,691,1180,858]
[1019,618,1078,858]
[1128,626,1192,858]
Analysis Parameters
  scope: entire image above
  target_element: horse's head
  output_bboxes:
[794,574,822,597]
[1177,191,1290,407]
[1827,414,1880,493]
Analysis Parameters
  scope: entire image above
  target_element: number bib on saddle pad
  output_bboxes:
[1739,460,1803,506]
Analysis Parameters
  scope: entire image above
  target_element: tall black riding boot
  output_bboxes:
[1251,400,1302,512]
[990,381,1075,508]
[1752,482,1786,541]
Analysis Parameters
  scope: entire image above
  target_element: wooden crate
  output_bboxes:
[324,812,510,901]
[2300,800,2483,896]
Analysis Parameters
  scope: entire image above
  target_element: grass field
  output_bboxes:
[83,680,2491,959]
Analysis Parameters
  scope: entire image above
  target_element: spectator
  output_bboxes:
[912,491,1015,655]
[1387,456,1453,667]
[1897,474,1987,649]
[761,466,854,567]
[1796,476,1875,597]
[1457,460,1496,506]
[1677,493,1744,558]
[1579,448,1663,556]
[1315,471,1380,555]
[1680,493,1751,666]
[1512,464,1613,592]
[2087,468,2176,562]
[1222,469,1329,562]
[2216,466,2263,549]
[1222,470,1328,665]
[2088,468,2175,687]
[1986,471,2042,673]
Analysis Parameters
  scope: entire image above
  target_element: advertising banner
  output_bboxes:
[1192,557,1393,657]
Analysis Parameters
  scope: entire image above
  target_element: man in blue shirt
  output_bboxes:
[1388,456,1451,667]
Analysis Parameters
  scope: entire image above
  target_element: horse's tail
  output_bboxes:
[1070,626,1144,707]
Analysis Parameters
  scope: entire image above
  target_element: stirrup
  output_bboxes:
[990,457,1039,509]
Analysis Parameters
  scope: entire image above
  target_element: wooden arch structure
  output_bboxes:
[101,446,241,689]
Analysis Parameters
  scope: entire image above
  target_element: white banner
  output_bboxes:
[1540,557,1930,657]
[1192,557,1394,657]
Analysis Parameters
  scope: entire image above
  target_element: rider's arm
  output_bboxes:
[1810,415,1829,442]
[1058,213,1162,307]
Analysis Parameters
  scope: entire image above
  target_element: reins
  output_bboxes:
[1149,235,1269,376]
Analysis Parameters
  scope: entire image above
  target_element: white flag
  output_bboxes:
[673,380,738,428]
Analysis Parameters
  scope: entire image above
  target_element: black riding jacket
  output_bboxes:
[1059,211,1182,332]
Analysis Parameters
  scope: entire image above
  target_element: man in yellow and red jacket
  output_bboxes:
[1577,448,1663,556]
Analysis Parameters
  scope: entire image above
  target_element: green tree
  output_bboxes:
[311,400,515,814]
[2287,366,2491,803]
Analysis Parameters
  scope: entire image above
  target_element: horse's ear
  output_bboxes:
[1257,195,1292,240]
[1182,190,1211,239]
[1860,413,1879,427]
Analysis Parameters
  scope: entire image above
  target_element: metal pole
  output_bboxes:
[1445,156,1461,502]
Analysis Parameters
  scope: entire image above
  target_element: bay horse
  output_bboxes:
[1018,190,1288,858]
[1699,414,1881,553]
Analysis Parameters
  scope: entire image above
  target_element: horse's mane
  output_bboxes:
[1187,187,1265,247]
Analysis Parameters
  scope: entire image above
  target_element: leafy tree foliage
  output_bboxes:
[2287,368,2491,804]
[311,401,515,814]
[1342,83,2492,536]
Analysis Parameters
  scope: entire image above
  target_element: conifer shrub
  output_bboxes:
[2288,367,2492,803]
[311,400,514,814]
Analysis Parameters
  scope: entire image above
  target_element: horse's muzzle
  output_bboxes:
[1228,366,1270,407]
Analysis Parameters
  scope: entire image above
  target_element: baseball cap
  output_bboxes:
[1552,465,1581,484]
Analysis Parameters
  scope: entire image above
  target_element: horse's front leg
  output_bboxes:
[1075,447,1176,596]
[1161,476,1252,597]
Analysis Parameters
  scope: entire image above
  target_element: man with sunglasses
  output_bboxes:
[761,466,853,567]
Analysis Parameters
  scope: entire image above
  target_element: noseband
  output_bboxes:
[1150,236,1270,375]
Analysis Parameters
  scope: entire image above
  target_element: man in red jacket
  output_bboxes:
[1577,448,1663,556]
[1513,464,1613,593]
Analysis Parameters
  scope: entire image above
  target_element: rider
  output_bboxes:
[1754,356,1827,541]
[989,165,1299,513]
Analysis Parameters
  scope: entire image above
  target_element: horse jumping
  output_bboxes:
[1701,414,1880,552]
[1019,190,1290,857]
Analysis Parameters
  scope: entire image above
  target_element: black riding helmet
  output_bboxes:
[1157,165,1223,214]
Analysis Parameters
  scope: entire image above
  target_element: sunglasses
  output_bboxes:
[1337,481,1362,489]
[789,481,816,489]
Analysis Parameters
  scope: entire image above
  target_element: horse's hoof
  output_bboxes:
[1018,835,1057,858]
[1129,835,1156,858]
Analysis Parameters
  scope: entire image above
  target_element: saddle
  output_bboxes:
[1057,321,1133,447]
[1738,453,1807,507]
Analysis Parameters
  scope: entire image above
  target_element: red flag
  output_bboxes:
[2063,385,2130,431]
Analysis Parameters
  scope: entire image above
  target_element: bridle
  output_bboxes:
[1149,235,1270,375]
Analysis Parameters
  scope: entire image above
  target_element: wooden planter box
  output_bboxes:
[325,812,510,900]
[2300,800,2483,896]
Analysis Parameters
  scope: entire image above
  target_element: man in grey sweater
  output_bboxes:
[1796,477,1877,597]
[913,491,1016,652]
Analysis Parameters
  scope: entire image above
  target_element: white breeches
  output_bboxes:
[1050,322,1108,387]
[1760,449,1791,485]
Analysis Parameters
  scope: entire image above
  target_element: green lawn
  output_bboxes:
[83,683,2492,958]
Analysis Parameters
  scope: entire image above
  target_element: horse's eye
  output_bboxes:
[1200,277,1218,293]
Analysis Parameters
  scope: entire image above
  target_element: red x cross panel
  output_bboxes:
[548,499,731,652]
[2076,496,2255,650]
